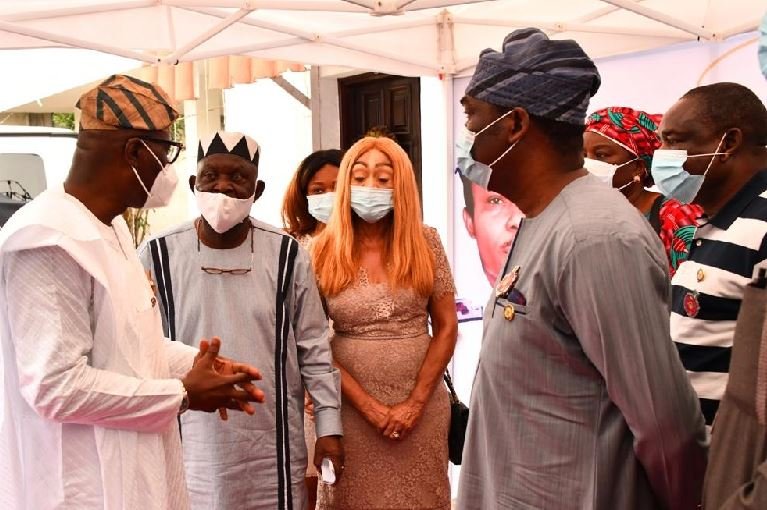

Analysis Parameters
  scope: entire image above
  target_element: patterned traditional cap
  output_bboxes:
[586,107,663,169]
[76,74,178,131]
[198,131,260,167]
[466,28,601,125]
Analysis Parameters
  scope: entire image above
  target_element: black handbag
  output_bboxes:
[444,370,469,465]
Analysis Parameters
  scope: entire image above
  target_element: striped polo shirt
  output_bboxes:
[672,170,767,425]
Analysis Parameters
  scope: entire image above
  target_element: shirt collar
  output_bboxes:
[709,170,767,230]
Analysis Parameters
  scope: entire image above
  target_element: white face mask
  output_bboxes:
[583,157,638,188]
[350,186,393,223]
[195,189,255,234]
[307,192,335,224]
[131,140,179,208]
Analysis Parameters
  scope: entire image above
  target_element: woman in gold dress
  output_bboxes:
[312,137,457,510]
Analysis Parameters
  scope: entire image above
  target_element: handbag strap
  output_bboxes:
[443,370,460,404]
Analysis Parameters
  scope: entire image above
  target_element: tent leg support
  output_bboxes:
[270,76,310,109]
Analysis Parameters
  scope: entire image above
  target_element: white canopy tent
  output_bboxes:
[0,0,763,258]
[0,0,763,79]
[0,49,140,113]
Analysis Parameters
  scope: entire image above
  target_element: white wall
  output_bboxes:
[420,75,454,252]
[591,32,766,111]
[311,67,342,151]
[223,72,313,229]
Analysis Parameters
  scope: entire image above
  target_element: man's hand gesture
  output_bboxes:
[182,337,265,415]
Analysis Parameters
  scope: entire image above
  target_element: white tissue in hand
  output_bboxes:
[321,457,336,485]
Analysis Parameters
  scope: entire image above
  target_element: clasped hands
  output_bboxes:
[181,337,266,420]
[363,397,425,441]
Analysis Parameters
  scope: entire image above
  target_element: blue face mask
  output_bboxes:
[455,110,516,189]
[650,134,726,204]
[307,192,335,224]
[350,186,393,223]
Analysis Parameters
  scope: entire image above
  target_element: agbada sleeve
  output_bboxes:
[557,233,708,510]
[3,246,184,433]
[291,245,342,438]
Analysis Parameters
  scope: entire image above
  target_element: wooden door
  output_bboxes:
[339,73,422,194]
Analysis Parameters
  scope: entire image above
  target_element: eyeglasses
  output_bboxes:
[197,221,254,275]
[142,137,185,164]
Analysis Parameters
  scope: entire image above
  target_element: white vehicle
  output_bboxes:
[0,125,77,225]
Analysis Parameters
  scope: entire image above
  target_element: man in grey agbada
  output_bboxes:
[140,131,343,510]
[455,28,707,510]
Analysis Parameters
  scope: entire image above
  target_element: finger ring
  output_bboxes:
[391,432,400,439]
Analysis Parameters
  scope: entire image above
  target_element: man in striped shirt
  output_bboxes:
[655,82,767,426]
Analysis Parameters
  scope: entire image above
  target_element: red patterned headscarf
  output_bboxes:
[585,107,663,169]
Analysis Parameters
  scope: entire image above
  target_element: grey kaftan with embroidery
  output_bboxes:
[139,218,341,510]
[457,174,708,510]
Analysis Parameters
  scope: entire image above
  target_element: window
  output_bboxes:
[0,153,47,201]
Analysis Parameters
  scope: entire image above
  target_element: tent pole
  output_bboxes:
[450,16,692,39]
[163,7,252,63]
[177,5,439,73]
[184,38,305,61]
[320,37,440,73]
[179,4,435,38]
[437,10,456,75]
[443,73,455,292]
[721,20,761,39]
[398,0,490,10]
[0,20,153,62]
[175,6,318,40]
[163,4,178,52]
[330,17,437,37]
[338,0,377,9]
[163,0,367,12]
[270,75,310,109]
[598,0,716,39]
[454,61,475,75]
[0,0,154,22]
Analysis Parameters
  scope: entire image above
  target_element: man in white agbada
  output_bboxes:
[139,132,344,509]
[0,75,266,509]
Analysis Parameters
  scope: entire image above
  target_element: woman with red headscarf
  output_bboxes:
[585,106,703,276]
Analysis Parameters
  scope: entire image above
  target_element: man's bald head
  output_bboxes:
[681,83,767,148]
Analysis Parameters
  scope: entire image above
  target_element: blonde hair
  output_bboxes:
[311,137,434,297]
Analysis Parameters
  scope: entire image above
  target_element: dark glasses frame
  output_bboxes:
[142,137,185,164]
[197,221,254,275]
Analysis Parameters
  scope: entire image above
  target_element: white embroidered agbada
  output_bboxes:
[0,189,197,509]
